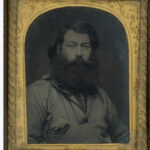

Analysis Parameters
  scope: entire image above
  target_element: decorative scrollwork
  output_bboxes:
[8,0,148,149]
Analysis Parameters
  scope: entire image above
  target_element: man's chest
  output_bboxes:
[47,89,108,129]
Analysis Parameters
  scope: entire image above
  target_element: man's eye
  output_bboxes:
[66,43,76,47]
[82,44,91,49]
[83,45,90,48]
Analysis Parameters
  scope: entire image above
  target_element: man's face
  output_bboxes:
[51,29,98,95]
[60,30,92,62]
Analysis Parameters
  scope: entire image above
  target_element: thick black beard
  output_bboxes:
[50,55,99,96]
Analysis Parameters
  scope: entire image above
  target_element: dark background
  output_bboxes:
[25,7,129,128]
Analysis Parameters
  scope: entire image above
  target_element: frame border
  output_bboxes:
[6,0,148,150]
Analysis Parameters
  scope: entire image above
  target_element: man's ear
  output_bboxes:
[57,44,61,54]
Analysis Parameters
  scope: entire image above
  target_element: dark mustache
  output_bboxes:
[66,57,96,68]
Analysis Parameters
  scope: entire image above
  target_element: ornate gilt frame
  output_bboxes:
[7,0,148,150]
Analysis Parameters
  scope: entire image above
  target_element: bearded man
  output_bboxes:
[27,21,129,144]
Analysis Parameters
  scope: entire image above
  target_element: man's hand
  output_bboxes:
[60,123,111,143]
[50,118,70,131]
[43,118,70,143]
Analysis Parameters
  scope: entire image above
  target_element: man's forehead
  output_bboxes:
[64,30,90,43]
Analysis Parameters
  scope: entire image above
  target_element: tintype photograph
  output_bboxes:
[25,7,129,144]
[7,0,148,149]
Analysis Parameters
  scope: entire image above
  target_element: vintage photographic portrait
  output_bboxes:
[25,7,129,144]
[7,0,148,150]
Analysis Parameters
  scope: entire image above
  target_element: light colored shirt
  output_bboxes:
[27,74,129,144]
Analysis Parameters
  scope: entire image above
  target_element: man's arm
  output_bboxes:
[26,80,51,144]
[106,102,129,143]
[99,88,129,143]
[27,80,70,144]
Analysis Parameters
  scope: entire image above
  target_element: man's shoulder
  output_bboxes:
[96,87,113,106]
[97,87,106,94]
[26,78,53,108]
[97,87,109,99]
[27,77,52,96]
[28,79,50,88]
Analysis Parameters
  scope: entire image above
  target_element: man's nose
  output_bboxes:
[76,45,82,56]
